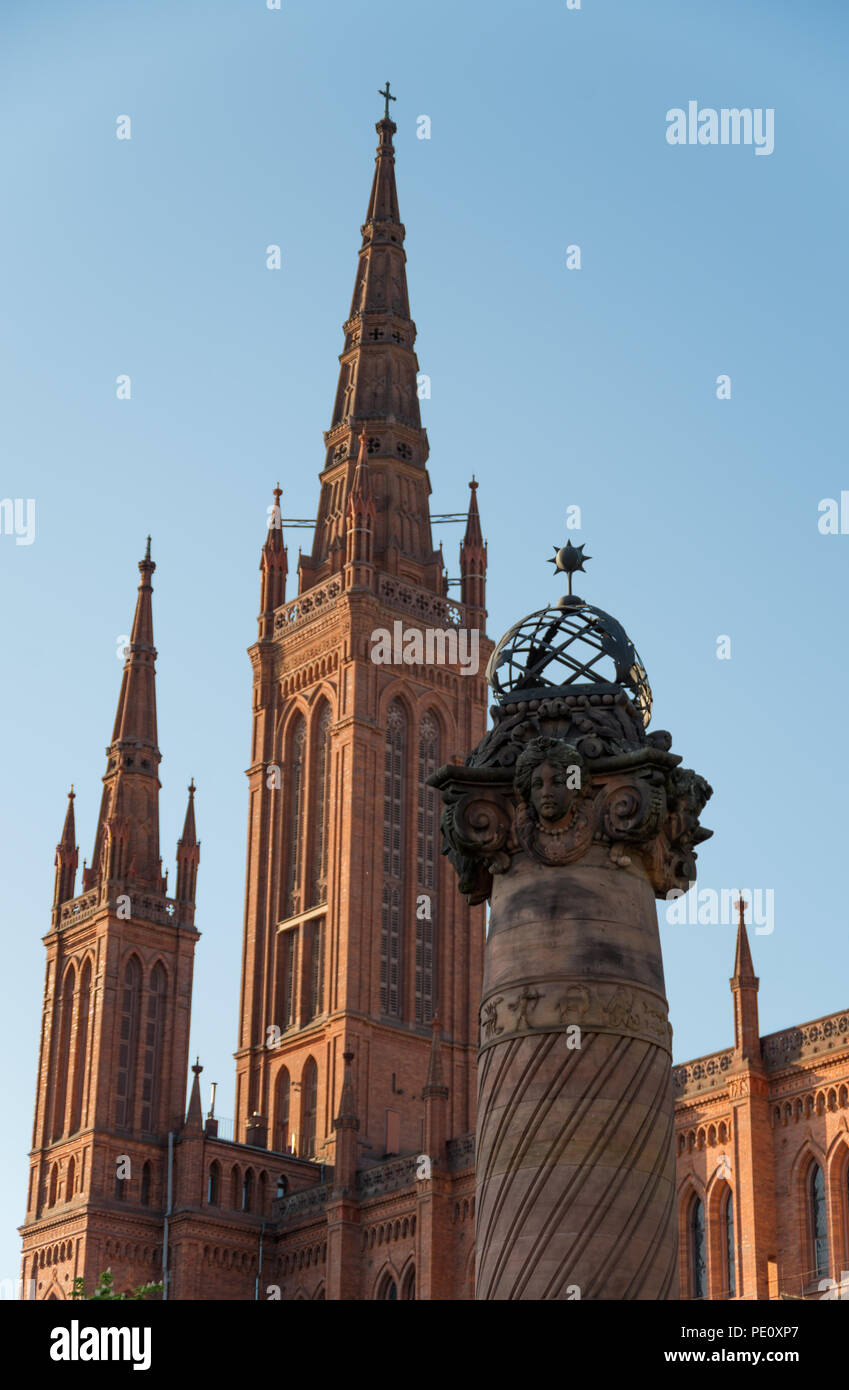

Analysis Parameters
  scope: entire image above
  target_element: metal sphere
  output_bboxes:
[485,602,652,726]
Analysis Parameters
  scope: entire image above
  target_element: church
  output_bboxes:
[20,100,849,1302]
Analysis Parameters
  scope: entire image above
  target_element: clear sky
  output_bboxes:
[1,0,847,1284]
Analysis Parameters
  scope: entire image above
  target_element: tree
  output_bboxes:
[69,1268,163,1301]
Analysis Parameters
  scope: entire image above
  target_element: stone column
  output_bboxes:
[434,685,712,1301]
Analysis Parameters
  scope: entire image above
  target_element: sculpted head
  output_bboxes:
[514,738,587,826]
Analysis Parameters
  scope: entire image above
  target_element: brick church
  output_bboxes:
[20,102,849,1301]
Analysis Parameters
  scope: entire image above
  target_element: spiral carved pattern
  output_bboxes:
[475,1029,678,1300]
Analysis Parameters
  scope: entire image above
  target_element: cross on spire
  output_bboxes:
[378,81,396,120]
[734,893,746,930]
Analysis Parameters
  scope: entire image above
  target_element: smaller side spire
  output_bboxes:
[175,780,200,923]
[332,1050,360,1189]
[185,1058,204,1132]
[52,787,79,916]
[423,1018,449,1166]
[731,894,760,1060]
[460,477,487,614]
[259,484,288,635]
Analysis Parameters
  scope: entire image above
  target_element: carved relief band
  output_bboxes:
[479,975,672,1055]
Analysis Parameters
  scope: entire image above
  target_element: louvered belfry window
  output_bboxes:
[140,963,166,1133]
[52,966,76,1140]
[69,959,91,1133]
[311,704,332,906]
[283,931,297,1029]
[308,918,325,1020]
[115,957,141,1129]
[381,702,406,1016]
[286,717,306,917]
[415,713,439,1024]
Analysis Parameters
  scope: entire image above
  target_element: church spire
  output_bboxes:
[111,538,157,746]
[85,543,163,895]
[731,894,760,1060]
[52,787,78,917]
[302,93,441,593]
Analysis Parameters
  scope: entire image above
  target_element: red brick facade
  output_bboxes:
[674,907,849,1301]
[20,111,849,1302]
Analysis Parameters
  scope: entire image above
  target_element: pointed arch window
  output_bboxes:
[382,702,406,1017]
[140,1162,152,1206]
[115,957,141,1129]
[140,963,166,1133]
[690,1196,706,1299]
[724,1191,736,1297]
[241,1169,254,1212]
[52,967,76,1140]
[274,1068,291,1153]
[311,703,332,906]
[301,1058,318,1159]
[285,717,306,917]
[809,1163,829,1278]
[376,1272,398,1300]
[66,1155,76,1200]
[416,713,439,1024]
[207,1161,220,1206]
[69,960,91,1133]
[48,1163,59,1206]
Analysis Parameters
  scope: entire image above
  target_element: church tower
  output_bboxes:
[20,544,200,1299]
[235,98,491,1170]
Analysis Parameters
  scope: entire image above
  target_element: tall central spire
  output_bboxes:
[300,97,441,593]
[85,543,164,895]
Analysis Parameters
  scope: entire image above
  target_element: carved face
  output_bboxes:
[529,760,576,825]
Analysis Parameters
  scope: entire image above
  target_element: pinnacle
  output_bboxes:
[179,779,198,848]
[463,477,484,548]
[732,897,757,985]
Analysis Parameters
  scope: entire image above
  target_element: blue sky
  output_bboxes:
[1,0,847,1283]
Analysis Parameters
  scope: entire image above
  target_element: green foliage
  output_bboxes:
[69,1268,163,1301]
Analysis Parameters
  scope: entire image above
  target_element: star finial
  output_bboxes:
[548,541,592,596]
